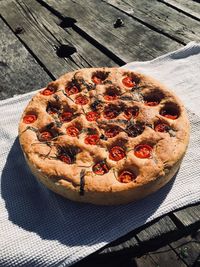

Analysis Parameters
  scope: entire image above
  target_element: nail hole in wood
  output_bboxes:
[60,17,77,28]
[113,18,124,28]
[56,45,77,58]
[14,26,25,34]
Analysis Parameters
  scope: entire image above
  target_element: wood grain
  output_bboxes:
[104,0,200,44]
[135,245,187,267]
[173,204,200,227]
[99,236,138,254]
[0,18,50,99]
[170,231,200,266]
[0,0,116,79]
[160,0,200,21]
[136,216,177,242]
[41,0,181,62]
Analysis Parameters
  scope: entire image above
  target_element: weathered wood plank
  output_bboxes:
[104,0,200,44]
[0,0,116,80]
[41,0,181,63]
[173,204,200,227]
[170,230,200,266]
[135,245,187,267]
[99,236,138,254]
[0,17,50,100]
[160,0,200,21]
[136,216,177,242]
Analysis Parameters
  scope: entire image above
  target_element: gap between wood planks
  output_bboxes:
[158,0,200,22]
[102,0,200,45]
[75,229,200,266]
[35,0,127,65]
[99,202,200,260]
[102,0,184,45]
[0,0,118,80]
[0,14,55,81]
[36,0,181,62]
[0,17,51,99]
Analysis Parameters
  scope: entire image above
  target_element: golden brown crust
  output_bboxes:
[18,67,190,205]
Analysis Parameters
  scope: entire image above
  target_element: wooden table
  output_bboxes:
[0,0,200,266]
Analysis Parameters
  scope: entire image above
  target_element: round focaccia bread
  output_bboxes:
[18,67,190,205]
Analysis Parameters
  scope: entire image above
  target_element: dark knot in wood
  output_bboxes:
[14,26,25,34]
[114,18,124,28]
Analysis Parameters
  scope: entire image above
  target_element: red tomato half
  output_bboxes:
[92,161,109,175]
[124,106,139,120]
[84,135,99,145]
[66,126,79,137]
[134,144,153,159]
[122,76,136,88]
[58,154,72,164]
[75,95,89,105]
[23,114,37,124]
[65,85,79,96]
[118,171,136,183]
[86,111,100,121]
[60,112,73,122]
[154,123,169,132]
[39,131,53,141]
[109,146,126,161]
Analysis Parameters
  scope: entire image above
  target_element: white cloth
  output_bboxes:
[0,42,200,267]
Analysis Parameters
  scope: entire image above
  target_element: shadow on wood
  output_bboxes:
[56,44,77,58]
[60,16,77,28]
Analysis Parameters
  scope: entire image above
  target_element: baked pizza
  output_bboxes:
[18,67,190,205]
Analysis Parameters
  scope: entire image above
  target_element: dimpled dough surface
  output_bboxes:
[18,67,190,205]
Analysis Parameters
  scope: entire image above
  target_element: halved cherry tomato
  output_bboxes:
[75,95,89,105]
[84,134,99,145]
[58,154,72,164]
[104,94,118,101]
[109,146,125,161]
[92,76,102,84]
[144,101,159,106]
[122,76,136,88]
[92,71,108,84]
[124,106,139,120]
[160,108,178,120]
[160,112,178,120]
[65,85,79,96]
[104,127,120,138]
[163,114,178,119]
[103,109,119,119]
[92,161,109,175]
[118,171,136,183]
[86,111,100,121]
[66,126,79,137]
[23,114,37,124]
[134,144,153,159]
[103,105,120,119]
[60,112,73,122]
[39,131,53,141]
[154,123,169,133]
[41,86,56,96]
